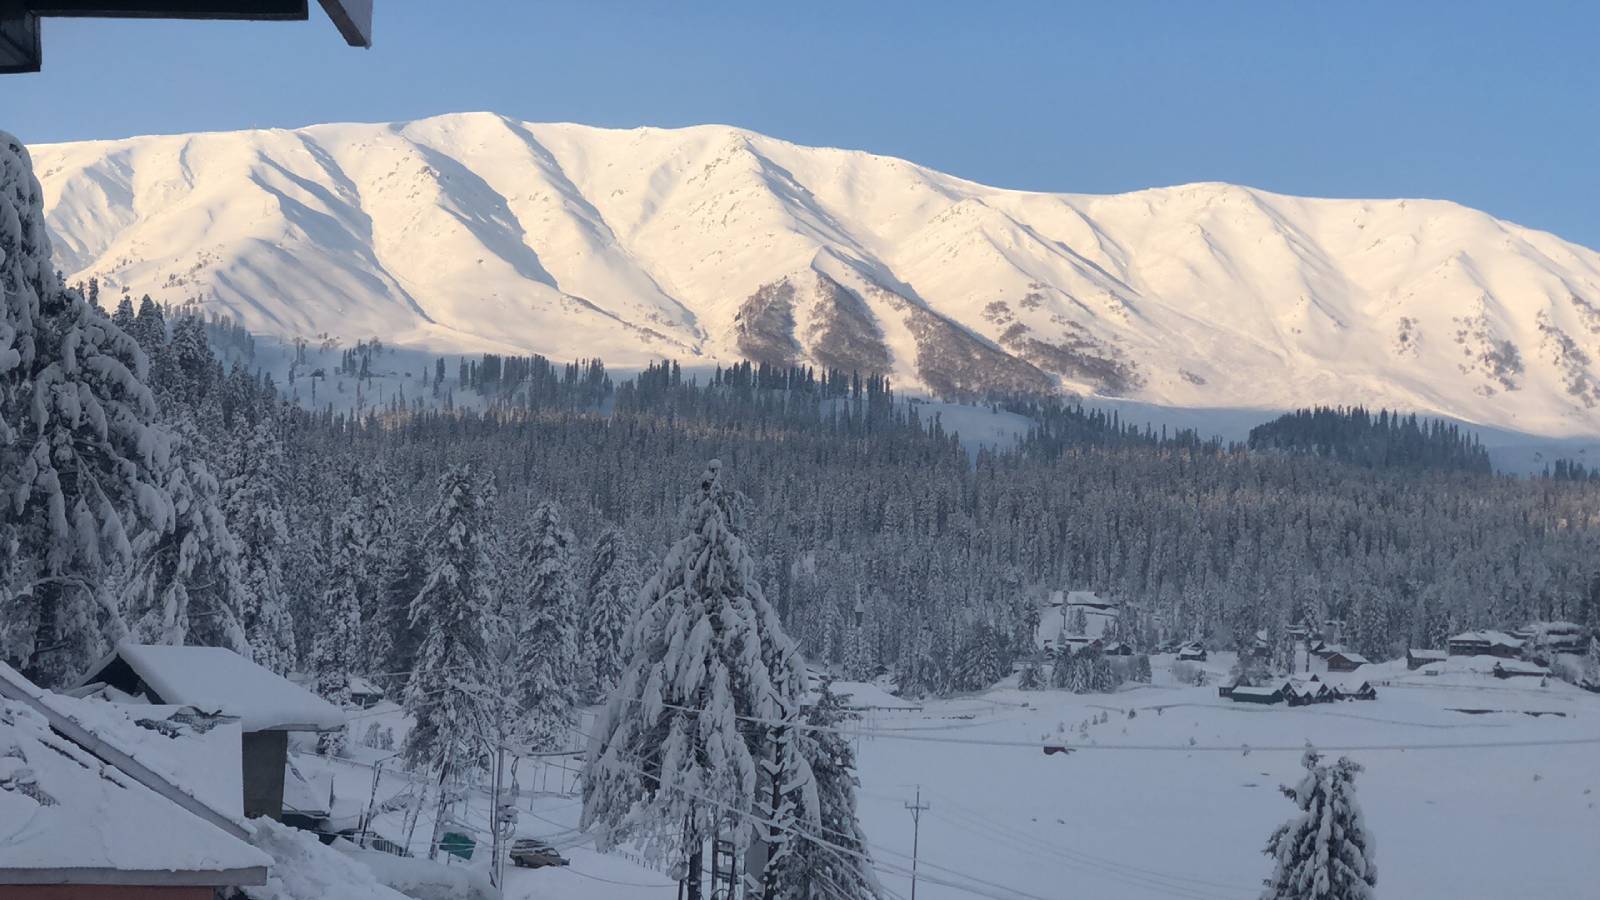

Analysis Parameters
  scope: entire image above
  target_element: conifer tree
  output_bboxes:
[312,503,365,755]
[1,133,174,684]
[403,465,503,857]
[583,460,812,899]
[515,500,581,751]
[224,414,297,673]
[581,525,641,702]
[1261,750,1377,900]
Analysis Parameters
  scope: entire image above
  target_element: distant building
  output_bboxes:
[1406,649,1447,670]
[1492,660,1550,680]
[1514,621,1588,660]
[1325,651,1369,673]
[1228,685,1283,704]
[1176,642,1207,662]
[74,643,345,820]
[1448,630,1523,659]
[1333,680,1378,701]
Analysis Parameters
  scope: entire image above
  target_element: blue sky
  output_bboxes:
[6,1,1598,248]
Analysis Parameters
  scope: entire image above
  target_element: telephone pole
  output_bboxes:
[904,785,930,900]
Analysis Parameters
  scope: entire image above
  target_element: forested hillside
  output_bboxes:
[1248,406,1492,473]
[10,286,1597,707]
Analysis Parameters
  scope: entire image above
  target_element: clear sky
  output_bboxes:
[6,1,1598,248]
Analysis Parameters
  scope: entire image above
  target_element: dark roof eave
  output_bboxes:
[0,865,268,887]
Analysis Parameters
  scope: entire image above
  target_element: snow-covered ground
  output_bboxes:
[300,653,1599,900]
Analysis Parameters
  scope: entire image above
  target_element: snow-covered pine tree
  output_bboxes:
[1017,649,1045,690]
[515,500,581,752]
[1261,750,1377,900]
[581,525,642,702]
[767,679,881,900]
[402,464,504,857]
[224,414,297,673]
[119,421,250,656]
[1583,636,1600,688]
[312,502,366,755]
[1,132,175,684]
[582,459,812,899]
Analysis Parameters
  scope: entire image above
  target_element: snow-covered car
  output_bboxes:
[509,838,569,868]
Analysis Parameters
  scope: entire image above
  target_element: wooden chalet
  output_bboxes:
[1176,642,1207,662]
[1407,648,1447,670]
[1228,685,1283,705]
[1448,630,1524,659]
[0,664,269,898]
[1334,680,1378,701]
[1325,651,1369,673]
[75,643,345,820]
[1492,660,1550,680]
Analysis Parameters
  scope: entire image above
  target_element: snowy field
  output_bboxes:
[303,654,1599,900]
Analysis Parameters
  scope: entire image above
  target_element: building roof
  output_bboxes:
[1230,686,1281,698]
[1326,651,1370,665]
[77,643,345,732]
[0,662,246,837]
[1449,630,1523,647]
[1493,660,1550,675]
[0,696,269,886]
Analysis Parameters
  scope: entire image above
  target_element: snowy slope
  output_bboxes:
[29,113,1600,435]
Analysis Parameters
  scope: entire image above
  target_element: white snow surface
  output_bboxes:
[242,818,408,900]
[0,696,270,879]
[29,113,1600,436]
[85,642,345,732]
[3,661,244,823]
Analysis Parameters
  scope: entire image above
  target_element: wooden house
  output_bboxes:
[0,663,269,898]
[1406,649,1446,670]
[1177,642,1207,662]
[1325,651,1369,673]
[1228,685,1283,704]
[1334,680,1377,701]
[1492,660,1550,680]
[74,643,345,820]
[1448,630,1523,659]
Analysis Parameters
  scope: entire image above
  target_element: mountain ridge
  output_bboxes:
[28,111,1600,435]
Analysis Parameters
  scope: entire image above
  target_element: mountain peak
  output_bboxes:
[29,115,1600,435]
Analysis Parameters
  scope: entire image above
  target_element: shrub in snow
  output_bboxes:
[1261,750,1377,900]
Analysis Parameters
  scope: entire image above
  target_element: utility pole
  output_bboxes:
[904,785,930,900]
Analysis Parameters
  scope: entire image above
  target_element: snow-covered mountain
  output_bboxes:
[28,112,1600,435]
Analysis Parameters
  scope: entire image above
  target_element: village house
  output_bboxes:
[1447,630,1524,659]
[1325,651,1369,673]
[1176,641,1207,662]
[0,663,269,898]
[1228,685,1283,704]
[1407,648,1447,670]
[73,643,345,820]
[1492,659,1551,680]
[1514,621,1589,661]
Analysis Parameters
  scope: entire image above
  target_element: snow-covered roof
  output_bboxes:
[1230,686,1281,698]
[1326,651,1370,664]
[1449,630,1523,647]
[1493,660,1550,675]
[0,697,270,885]
[79,643,345,732]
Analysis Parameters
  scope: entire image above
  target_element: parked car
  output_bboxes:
[509,838,570,868]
